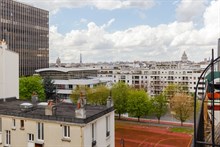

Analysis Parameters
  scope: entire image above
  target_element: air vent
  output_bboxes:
[20,103,33,112]
[37,102,48,108]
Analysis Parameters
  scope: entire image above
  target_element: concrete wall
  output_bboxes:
[0,44,19,99]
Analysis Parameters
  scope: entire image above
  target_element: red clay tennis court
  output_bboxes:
[115,121,192,147]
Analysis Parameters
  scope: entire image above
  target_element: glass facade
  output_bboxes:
[0,0,49,76]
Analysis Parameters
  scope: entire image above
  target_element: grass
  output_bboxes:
[170,127,193,134]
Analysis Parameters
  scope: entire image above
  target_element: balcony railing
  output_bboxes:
[194,49,220,147]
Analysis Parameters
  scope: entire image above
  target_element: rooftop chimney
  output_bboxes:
[45,100,56,116]
[106,96,113,108]
[75,92,86,118]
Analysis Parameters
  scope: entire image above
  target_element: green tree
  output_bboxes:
[43,76,56,100]
[170,93,194,126]
[70,85,110,105]
[151,94,168,123]
[112,82,130,119]
[88,85,110,105]
[19,75,45,101]
[127,89,150,122]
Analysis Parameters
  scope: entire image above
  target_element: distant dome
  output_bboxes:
[181,51,188,62]
[56,57,61,67]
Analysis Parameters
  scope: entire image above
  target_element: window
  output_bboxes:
[63,125,70,138]
[5,130,11,145]
[91,122,96,147]
[92,123,96,141]
[28,133,34,142]
[20,120,24,129]
[12,119,16,129]
[0,118,2,132]
[106,116,110,137]
[37,122,44,140]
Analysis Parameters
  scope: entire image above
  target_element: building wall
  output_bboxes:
[83,111,115,147]
[0,44,19,99]
[0,111,115,147]
[0,0,49,76]
[0,116,83,147]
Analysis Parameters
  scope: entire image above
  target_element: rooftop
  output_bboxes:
[0,98,114,125]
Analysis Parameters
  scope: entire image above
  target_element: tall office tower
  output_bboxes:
[0,0,49,76]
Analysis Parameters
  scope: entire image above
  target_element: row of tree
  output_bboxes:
[19,76,194,125]
[70,82,194,125]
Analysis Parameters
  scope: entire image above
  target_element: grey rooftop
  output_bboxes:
[0,98,114,125]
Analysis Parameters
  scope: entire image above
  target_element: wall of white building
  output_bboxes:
[0,44,19,99]
[0,111,115,147]
[84,111,115,147]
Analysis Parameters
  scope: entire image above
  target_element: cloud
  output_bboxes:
[175,0,208,22]
[49,0,220,63]
[17,0,155,13]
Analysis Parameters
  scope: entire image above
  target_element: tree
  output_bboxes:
[163,83,189,100]
[170,93,194,126]
[43,76,56,100]
[112,82,130,119]
[127,89,150,122]
[88,85,110,105]
[19,75,45,101]
[151,94,168,123]
[70,85,110,105]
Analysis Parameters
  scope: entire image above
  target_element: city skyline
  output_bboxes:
[17,0,220,63]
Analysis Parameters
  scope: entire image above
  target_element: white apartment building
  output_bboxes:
[98,52,207,96]
[0,98,114,147]
[98,68,204,96]
[0,40,19,99]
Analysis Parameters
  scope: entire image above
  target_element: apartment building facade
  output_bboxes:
[98,67,205,96]
[0,98,115,147]
[0,0,49,76]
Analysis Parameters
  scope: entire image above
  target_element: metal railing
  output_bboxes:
[194,49,220,147]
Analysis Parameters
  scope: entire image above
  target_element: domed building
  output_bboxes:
[56,57,61,67]
[181,51,188,62]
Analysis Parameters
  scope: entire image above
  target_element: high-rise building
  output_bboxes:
[0,0,49,76]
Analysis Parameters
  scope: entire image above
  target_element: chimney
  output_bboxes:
[218,38,220,71]
[31,92,38,104]
[45,100,56,116]
[106,96,113,108]
[75,92,86,118]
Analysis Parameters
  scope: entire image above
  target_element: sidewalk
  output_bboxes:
[119,116,193,127]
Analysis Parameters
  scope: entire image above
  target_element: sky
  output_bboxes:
[17,0,220,63]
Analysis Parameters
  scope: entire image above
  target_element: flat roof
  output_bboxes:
[0,98,114,125]
[54,78,105,85]
[35,67,99,73]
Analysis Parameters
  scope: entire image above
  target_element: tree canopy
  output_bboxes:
[170,93,194,126]
[151,93,168,123]
[43,76,56,100]
[112,82,130,119]
[19,75,45,101]
[163,83,189,100]
[127,89,150,122]
[70,85,110,105]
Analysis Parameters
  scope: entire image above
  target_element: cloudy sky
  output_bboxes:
[18,0,220,63]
